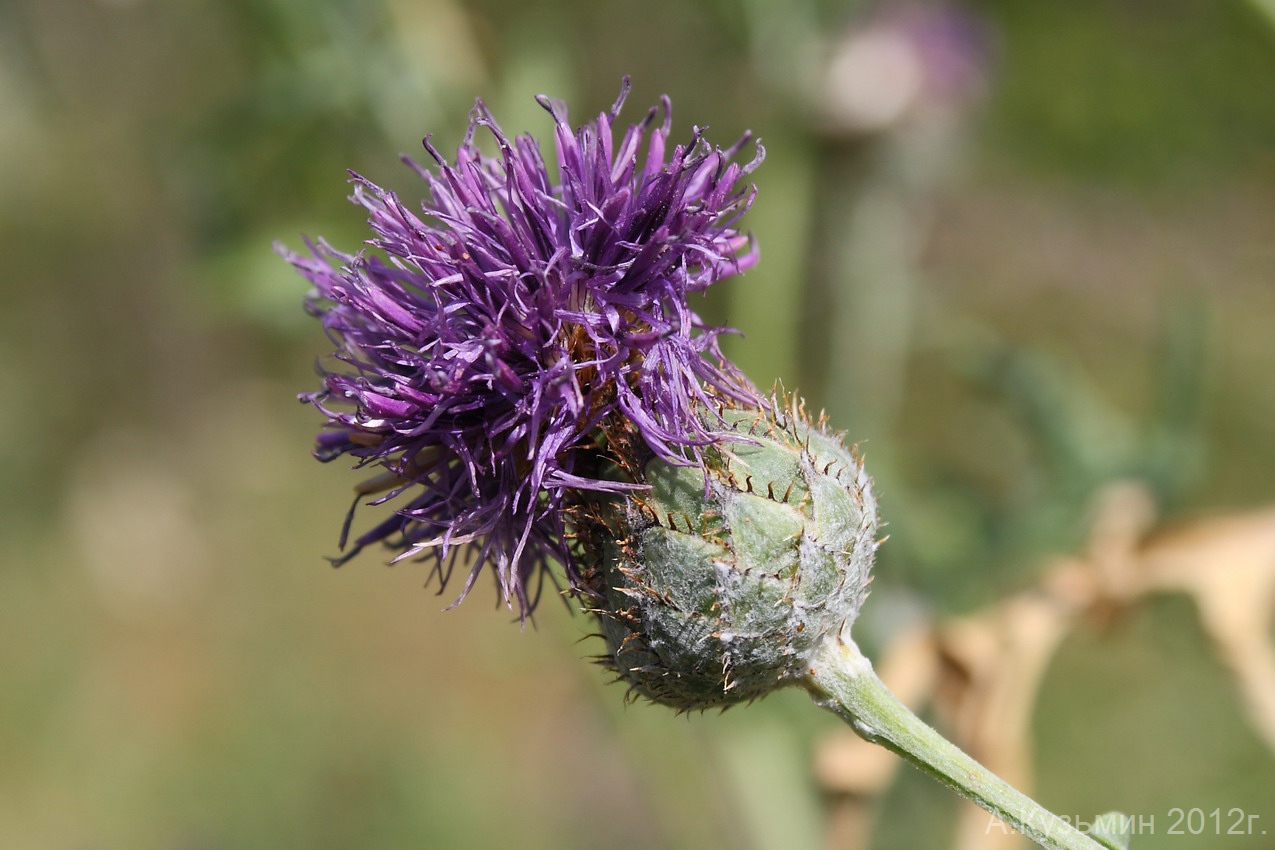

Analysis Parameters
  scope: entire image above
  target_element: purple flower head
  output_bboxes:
[282,79,764,617]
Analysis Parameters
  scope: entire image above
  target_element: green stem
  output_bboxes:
[803,635,1108,850]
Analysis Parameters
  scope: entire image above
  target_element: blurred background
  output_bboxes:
[3,0,1275,847]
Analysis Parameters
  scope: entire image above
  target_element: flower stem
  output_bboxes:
[803,634,1110,850]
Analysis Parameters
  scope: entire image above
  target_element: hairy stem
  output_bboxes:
[803,635,1113,850]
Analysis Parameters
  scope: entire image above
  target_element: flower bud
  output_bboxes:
[586,400,879,710]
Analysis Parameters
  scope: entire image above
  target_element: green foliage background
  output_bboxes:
[2,0,1274,847]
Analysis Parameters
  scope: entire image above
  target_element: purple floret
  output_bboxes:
[281,79,763,616]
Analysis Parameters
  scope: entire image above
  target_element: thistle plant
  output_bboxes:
[284,80,1131,850]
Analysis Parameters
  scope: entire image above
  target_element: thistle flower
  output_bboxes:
[287,81,1128,850]
[282,79,764,615]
